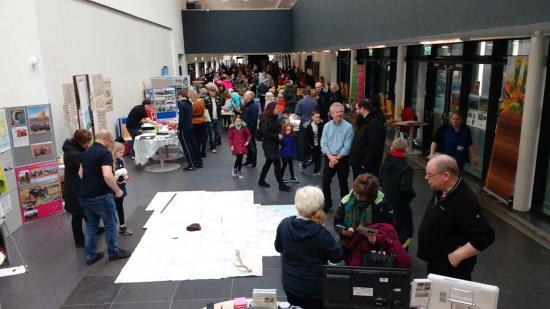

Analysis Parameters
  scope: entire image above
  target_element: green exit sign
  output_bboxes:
[424,45,432,56]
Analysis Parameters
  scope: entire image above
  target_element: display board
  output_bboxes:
[5,104,62,224]
[484,56,528,203]
[349,64,366,104]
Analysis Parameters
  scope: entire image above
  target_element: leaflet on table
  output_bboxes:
[15,161,63,223]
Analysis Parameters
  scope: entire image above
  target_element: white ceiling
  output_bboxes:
[195,0,297,10]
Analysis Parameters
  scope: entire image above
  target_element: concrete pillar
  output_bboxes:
[513,33,549,212]
[394,45,407,120]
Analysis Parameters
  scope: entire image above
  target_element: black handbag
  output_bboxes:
[361,250,396,268]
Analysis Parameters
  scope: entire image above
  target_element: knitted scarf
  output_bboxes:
[343,193,372,228]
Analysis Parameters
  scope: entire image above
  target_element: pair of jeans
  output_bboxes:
[322,156,350,210]
[127,128,140,157]
[281,158,295,178]
[207,119,222,149]
[79,193,119,261]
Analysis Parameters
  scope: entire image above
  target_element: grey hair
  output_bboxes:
[265,92,275,103]
[206,83,218,92]
[329,102,344,113]
[432,154,459,176]
[294,186,324,218]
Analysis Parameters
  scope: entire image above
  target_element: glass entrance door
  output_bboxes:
[432,65,462,134]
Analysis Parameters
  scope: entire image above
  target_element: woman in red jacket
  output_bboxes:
[228,115,251,179]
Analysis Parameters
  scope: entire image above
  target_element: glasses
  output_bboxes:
[425,171,445,178]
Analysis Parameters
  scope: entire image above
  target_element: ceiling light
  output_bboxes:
[322,50,331,53]
[367,45,386,49]
[339,48,351,51]
[420,38,462,45]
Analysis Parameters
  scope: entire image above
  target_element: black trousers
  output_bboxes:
[115,197,125,226]
[245,133,257,164]
[259,158,284,186]
[427,261,474,281]
[193,122,207,157]
[234,154,243,171]
[178,129,201,167]
[395,203,414,243]
[71,212,86,247]
[312,145,322,173]
[285,291,323,309]
[322,156,350,210]
[281,158,295,178]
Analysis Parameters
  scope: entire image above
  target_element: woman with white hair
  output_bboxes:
[275,186,344,309]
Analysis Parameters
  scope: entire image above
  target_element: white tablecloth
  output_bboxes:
[134,135,179,165]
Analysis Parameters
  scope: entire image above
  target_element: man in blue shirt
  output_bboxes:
[79,129,131,265]
[430,112,477,170]
[320,102,354,212]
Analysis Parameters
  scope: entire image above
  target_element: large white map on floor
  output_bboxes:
[115,190,296,283]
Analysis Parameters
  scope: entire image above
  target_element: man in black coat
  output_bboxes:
[315,82,331,122]
[242,91,259,167]
[349,99,386,179]
[418,155,495,280]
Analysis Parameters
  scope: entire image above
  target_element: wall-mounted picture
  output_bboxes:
[31,142,53,159]
[10,108,27,126]
[11,126,30,148]
[27,105,51,135]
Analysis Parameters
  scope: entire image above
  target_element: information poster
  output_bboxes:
[27,105,51,135]
[0,109,10,153]
[104,79,113,112]
[484,56,528,202]
[349,64,366,105]
[62,83,79,134]
[74,75,94,133]
[15,161,63,223]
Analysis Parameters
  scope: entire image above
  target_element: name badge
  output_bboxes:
[456,145,464,152]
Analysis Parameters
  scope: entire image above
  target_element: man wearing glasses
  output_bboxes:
[417,154,494,280]
[79,129,131,265]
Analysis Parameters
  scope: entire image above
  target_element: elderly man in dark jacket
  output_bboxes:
[349,99,386,179]
[242,91,259,167]
[418,155,495,280]
[204,84,223,153]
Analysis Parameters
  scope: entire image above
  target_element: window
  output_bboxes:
[507,39,531,55]
[476,41,493,56]
[437,43,463,56]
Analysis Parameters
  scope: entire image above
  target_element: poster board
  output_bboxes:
[5,104,61,224]
[484,56,528,203]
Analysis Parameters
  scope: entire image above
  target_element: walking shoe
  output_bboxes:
[279,184,291,192]
[109,248,131,261]
[211,148,217,153]
[86,252,104,265]
[258,181,271,187]
[119,225,133,236]
[232,168,237,177]
[237,171,244,179]
[282,177,289,183]
[299,163,305,171]
[313,172,321,177]
[290,177,300,183]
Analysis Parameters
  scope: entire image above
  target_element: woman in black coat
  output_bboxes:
[258,102,291,191]
[62,129,92,247]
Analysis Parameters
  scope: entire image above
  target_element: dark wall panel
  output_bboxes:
[181,10,291,54]
[292,0,550,51]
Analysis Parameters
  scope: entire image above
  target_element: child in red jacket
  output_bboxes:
[228,115,251,179]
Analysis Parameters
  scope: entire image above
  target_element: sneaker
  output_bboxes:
[237,171,244,179]
[299,163,305,171]
[282,177,289,183]
[211,148,217,153]
[109,248,131,261]
[290,177,300,183]
[232,168,237,177]
[86,252,104,265]
[119,225,133,236]
[313,172,321,177]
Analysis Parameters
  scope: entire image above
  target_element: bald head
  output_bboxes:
[95,129,113,147]
[244,90,255,102]
[430,154,459,176]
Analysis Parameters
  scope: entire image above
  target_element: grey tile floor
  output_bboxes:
[0,133,549,309]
